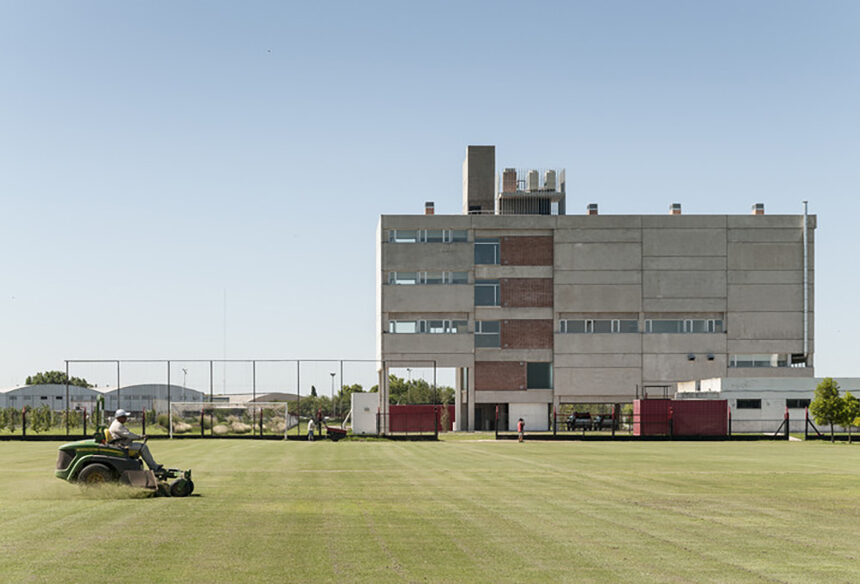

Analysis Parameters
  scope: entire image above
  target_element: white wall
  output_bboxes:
[509,403,549,432]
[351,392,378,435]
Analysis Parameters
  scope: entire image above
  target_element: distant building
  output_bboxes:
[0,384,101,412]
[103,384,206,413]
[377,145,815,433]
[0,383,206,414]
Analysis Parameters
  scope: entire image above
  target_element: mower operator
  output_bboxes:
[108,409,162,472]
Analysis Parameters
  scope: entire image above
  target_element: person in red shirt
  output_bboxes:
[517,418,524,443]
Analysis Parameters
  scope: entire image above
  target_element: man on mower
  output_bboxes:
[108,409,162,472]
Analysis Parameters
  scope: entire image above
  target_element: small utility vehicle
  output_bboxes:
[55,433,194,497]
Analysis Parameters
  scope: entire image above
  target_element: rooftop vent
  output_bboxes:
[543,170,557,191]
[526,170,539,192]
[587,203,599,216]
[670,203,682,215]
[425,201,435,215]
[502,168,517,193]
[752,203,765,215]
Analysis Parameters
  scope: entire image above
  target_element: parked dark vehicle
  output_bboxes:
[566,412,592,431]
[593,414,617,431]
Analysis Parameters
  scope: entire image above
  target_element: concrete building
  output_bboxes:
[377,145,815,432]
[677,377,856,434]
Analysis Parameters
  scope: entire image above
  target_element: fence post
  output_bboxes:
[611,404,616,438]
[200,409,205,438]
[494,405,499,440]
[728,406,732,438]
[668,406,673,440]
[83,408,87,437]
[434,406,439,440]
[784,407,790,440]
[259,409,264,437]
[553,405,557,437]
[804,407,809,440]
[22,407,27,438]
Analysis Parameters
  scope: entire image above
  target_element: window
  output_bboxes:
[475,321,500,348]
[388,320,467,334]
[646,320,684,333]
[390,320,421,334]
[475,280,500,306]
[40,396,48,400]
[388,229,419,243]
[388,271,470,285]
[786,399,811,409]
[474,238,500,264]
[560,319,638,333]
[388,229,469,243]
[527,363,552,389]
[729,354,789,368]
[424,272,445,285]
[645,319,724,334]
[736,399,761,409]
[389,272,420,285]
[55,396,63,400]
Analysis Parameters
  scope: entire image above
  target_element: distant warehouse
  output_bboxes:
[0,383,205,414]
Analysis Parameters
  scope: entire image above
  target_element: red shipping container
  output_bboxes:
[389,405,455,432]
[633,399,671,436]
[634,399,728,437]
[672,400,727,437]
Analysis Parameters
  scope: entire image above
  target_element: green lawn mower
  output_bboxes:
[55,433,194,497]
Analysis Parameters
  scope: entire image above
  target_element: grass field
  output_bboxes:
[2,438,859,584]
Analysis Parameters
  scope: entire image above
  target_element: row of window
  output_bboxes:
[559,319,724,334]
[736,399,811,410]
[388,229,468,243]
[388,320,469,334]
[386,234,503,266]
[728,354,790,368]
[388,271,469,285]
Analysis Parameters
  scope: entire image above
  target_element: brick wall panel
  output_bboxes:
[475,361,526,391]
[501,236,553,266]
[501,319,554,349]
[500,278,553,307]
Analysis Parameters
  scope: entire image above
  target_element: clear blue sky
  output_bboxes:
[1,1,858,391]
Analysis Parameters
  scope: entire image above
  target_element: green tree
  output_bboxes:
[839,392,860,444]
[381,374,455,405]
[25,371,92,388]
[335,383,364,418]
[810,378,842,442]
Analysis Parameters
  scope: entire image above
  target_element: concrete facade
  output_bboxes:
[377,146,815,432]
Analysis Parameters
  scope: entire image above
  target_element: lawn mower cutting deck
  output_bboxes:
[55,433,194,497]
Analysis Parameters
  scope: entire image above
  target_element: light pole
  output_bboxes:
[182,368,188,389]
[329,372,336,419]
[406,368,412,382]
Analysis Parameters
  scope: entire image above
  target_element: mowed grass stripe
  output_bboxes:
[1,440,859,583]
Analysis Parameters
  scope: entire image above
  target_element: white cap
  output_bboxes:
[115,409,130,418]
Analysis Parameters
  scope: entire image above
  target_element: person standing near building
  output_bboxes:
[307,418,315,442]
[517,418,524,443]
